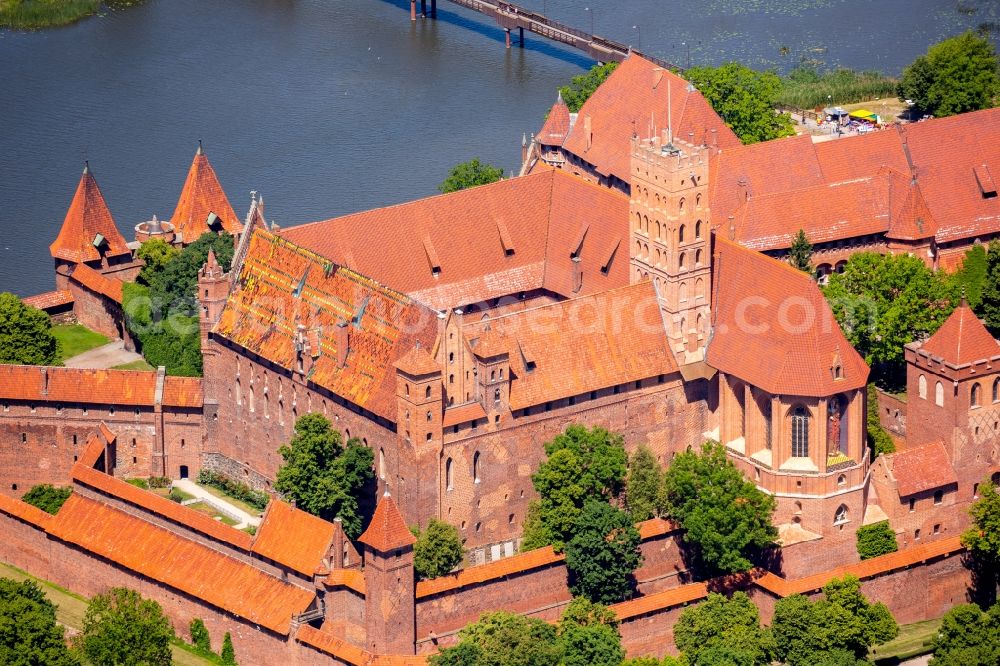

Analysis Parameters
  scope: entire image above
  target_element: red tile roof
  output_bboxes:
[0,490,54,529]
[325,568,366,595]
[562,55,740,184]
[252,500,336,576]
[69,263,123,304]
[161,376,204,408]
[889,441,958,498]
[416,545,563,598]
[170,146,242,241]
[214,229,440,422]
[48,493,311,634]
[297,625,428,666]
[919,304,1000,366]
[358,494,416,553]
[708,236,869,396]
[395,347,441,377]
[21,290,74,311]
[0,366,198,408]
[279,170,629,311]
[442,401,486,428]
[536,94,570,147]
[461,282,678,410]
[50,166,131,263]
[610,581,709,621]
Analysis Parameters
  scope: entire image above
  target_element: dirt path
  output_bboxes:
[63,339,144,369]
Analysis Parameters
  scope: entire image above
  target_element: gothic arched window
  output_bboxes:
[834,504,849,525]
[445,458,454,491]
[972,382,982,408]
[935,381,944,407]
[918,374,927,399]
[791,406,809,458]
[473,451,481,484]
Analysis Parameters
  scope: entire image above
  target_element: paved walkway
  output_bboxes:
[172,479,262,530]
[63,340,143,369]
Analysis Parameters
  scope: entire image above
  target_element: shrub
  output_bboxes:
[413,519,465,580]
[21,484,72,514]
[148,476,171,489]
[856,520,898,560]
[198,469,269,511]
[168,489,185,503]
[189,618,211,654]
[126,478,149,490]
[221,631,237,666]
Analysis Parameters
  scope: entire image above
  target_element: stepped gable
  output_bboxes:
[252,500,337,577]
[214,229,439,422]
[279,170,629,310]
[885,441,958,498]
[170,144,242,241]
[50,165,130,263]
[358,493,416,553]
[708,236,868,397]
[461,282,677,410]
[536,91,570,147]
[919,304,1000,366]
[47,493,312,634]
[561,54,740,185]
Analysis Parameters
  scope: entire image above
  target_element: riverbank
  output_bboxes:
[0,0,100,30]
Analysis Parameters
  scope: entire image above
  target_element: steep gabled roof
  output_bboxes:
[395,346,441,377]
[536,92,570,147]
[358,494,415,553]
[252,500,336,576]
[170,145,242,241]
[69,263,123,303]
[50,165,130,263]
[920,304,1000,366]
[888,441,958,497]
[707,236,869,396]
[562,54,740,184]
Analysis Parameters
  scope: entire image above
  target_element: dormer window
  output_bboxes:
[832,364,843,380]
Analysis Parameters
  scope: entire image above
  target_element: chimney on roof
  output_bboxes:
[728,215,736,240]
[40,367,48,397]
[584,115,593,151]
[336,320,350,368]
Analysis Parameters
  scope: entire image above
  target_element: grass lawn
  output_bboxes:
[197,482,265,517]
[113,358,156,371]
[0,561,216,666]
[187,500,240,526]
[52,324,108,362]
[0,0,100,29]
[870,617,941,663]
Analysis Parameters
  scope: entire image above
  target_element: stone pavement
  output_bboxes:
[63,340,143,369]
[172,478,263,530]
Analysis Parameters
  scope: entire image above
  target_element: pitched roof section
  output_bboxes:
[21,290,74,311]
[50,166,131,263]
[708,237,869,396]
[214,229,439,421]
[461,282,678,410]
[279,170,629,311]
[358,494,416,553]
[48,493,311,634]
[919,304,1000,366]
[888,441,958,498]
[170,145,242,241]
[69,263,124,303]
[395,346,441,377]
[0,366,199,408]
[161,376,204,408]
[536,93,570,147]
[562,54,740,184]
[252,500,336,576]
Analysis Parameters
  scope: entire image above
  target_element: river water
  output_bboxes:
[1,0,997,295]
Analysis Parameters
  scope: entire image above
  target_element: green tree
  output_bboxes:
[855,520,898,560]
[950,244,988,310]
[772,575,897,666]
[20,484,72,515]
[0,577,79,666]
[220,631,237,666]
[789,229,813,273]
[929,602,1000,666]
[189,617,211,654]
[659,441,777,577]
[622,659,682,666]
[565,500,642,604]
[78,587,174,666]
[556,598,624,666]
[823,252,956,387]
[519,500,553,552]
[673,591,776,666]
[685,63,795,144]
[529,424,627,551]
[626,444,662,522]
[274,413,374,538]
[962,477,1000,598]
[412,518,465,580]
[429,611,562,666]
[559,62,619,113]
[136,238,180,284]
[898,31,999,117]
[978,242,1000,335]
[866,384,896,457]
[438,159,504,194]
[0,293,60,366]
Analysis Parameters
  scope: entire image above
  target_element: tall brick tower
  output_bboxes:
[629,132,711,362]
[358,493,417,655]
[198,248,228,355]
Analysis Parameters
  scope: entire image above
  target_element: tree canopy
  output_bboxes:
[20,484,72,515]
[557,598,624,666]
[78,587,175,666]
[789,229,813,273]
[949,244,988,311]
[962,478,1000,568]
[559,62,618,113]
[976,242,1000,335]
[0,577,79,666]
[673,591,776,666]
[685,63,796,144]
[412,518,465,580]
[929,601,1000,666]
[438,159,504,194]
[866,384,896,458]
[659,441,777,577]
[855,520,898,560]
[823,252,956,387]
[0,293,60,366]
[565,500,642,604]
[772,575,897,666]
[626,444,662,522]
[274,413,374,538]
[898,31,999,117]
[523,424,627,552]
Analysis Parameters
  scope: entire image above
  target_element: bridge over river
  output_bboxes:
[405,0,683,71]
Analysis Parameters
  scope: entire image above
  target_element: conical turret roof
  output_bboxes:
[50,165,130,263]
[170,144,242,242]
[921,304,1000,366]
[358,493,416,552]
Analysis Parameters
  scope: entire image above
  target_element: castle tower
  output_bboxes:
[358,493,417,655]
[170,142,242,244]
[469,327,510,430]
[629,133,712,362]
[197,248,228,354]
